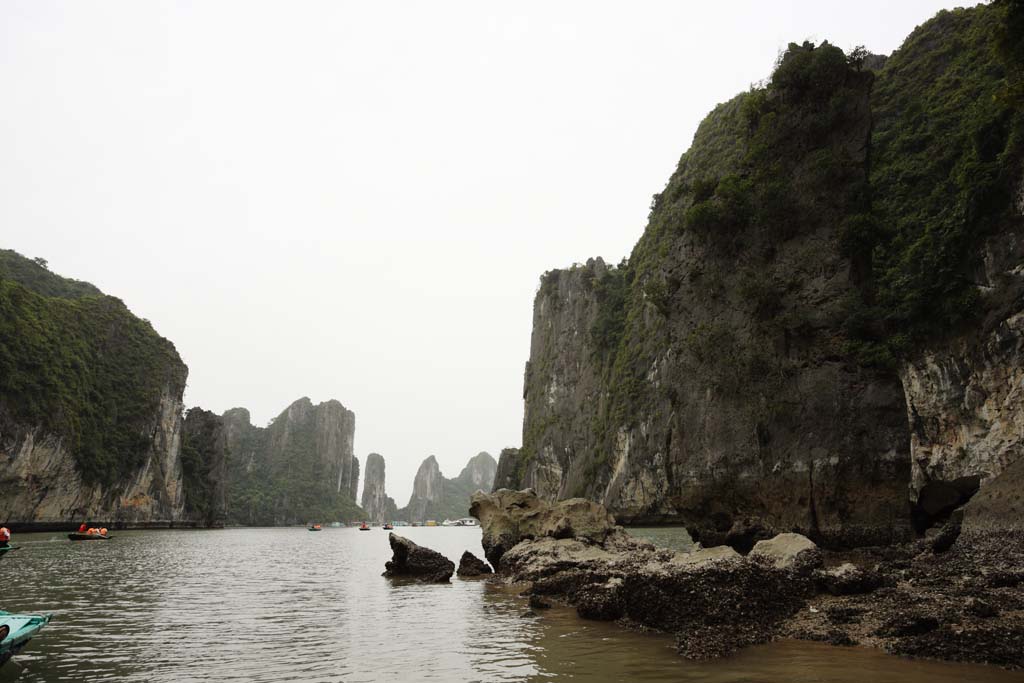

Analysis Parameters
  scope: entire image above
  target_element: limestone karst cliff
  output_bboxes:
[399,452,497,523]
[0,250,206,528]
[507,3,1024,547]
[223,398,364,525]
[361,453,398,524]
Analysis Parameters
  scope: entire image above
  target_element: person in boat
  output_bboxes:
[100,527,108,536]
[78,523,87,533]
[0,526,10,548]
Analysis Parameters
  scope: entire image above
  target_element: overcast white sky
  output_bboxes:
[1,1,967,505]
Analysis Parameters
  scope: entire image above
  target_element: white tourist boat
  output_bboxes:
[441,518,479,527]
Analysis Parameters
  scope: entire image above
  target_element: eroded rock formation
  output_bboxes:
[383,533,455,582]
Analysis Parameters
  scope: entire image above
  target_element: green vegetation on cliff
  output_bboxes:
[518,3,1023,540]
[846,2,1024,365]
[0,249,101,299]
[181,408,227,526]
[0,251,186,486]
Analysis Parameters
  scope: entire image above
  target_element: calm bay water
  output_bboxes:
[0,527,1021,682]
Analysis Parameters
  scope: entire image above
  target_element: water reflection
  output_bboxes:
[0,528,1019,682]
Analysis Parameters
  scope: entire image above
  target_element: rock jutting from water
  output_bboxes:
[456,551,493,577]
[471,489,1024,667]
[382,533,455,583]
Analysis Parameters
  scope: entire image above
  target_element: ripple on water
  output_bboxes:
[1,528,1021,682]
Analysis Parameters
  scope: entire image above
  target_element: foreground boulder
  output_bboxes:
[749,533,822,572]
[382,533,454,582]
[456,551,492,577]
[469,489,618,569]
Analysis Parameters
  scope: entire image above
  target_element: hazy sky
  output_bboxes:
[1,1,966,505]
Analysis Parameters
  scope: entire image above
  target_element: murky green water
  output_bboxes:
[0,528,1020,682]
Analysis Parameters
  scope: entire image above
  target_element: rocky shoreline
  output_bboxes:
[461,489,1024,669]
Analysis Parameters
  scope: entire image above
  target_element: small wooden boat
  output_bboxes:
[0,610,51,668]
[382,523,394,530]
[308,524,323,531]
[67,533,110,541]
[358,523,371,531]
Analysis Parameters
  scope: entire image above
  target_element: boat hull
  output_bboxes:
[0,611,51,668]
[67,533,110,541]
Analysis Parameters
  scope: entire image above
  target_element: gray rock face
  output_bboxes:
[383,533,455,582]
[457,452,498,491]
[518,235,911,548]
[901,310,1024,530]
[0,379,190,527]
[361,453,397,525]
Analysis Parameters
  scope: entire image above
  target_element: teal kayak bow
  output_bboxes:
[0,610,51,668]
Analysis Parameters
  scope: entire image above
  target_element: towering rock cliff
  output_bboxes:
[223,398,364,525]
[0,250,213,528]
[511,4,1024,547]
[361,452,398,524]
[399,452,497,523]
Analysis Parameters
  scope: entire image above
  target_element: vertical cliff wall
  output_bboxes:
[514,4,1024,547]
[361,452,397,524]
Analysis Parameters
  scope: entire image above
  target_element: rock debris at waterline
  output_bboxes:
[470,488,1024,667]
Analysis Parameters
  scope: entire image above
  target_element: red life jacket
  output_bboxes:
[0,527,10,541]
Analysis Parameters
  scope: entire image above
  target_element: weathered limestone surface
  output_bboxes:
[383,533,455,582]
[0,380,193,528]
[469,488,618,569]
